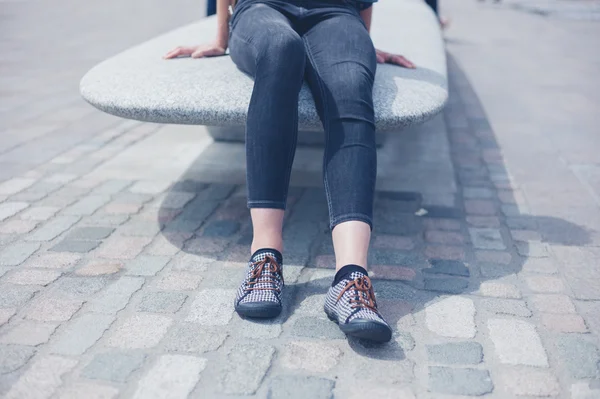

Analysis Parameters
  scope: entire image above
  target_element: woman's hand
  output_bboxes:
[163,43,227,59]
[375,49,415,68]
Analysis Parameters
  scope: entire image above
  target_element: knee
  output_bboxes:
[257,31,305,72]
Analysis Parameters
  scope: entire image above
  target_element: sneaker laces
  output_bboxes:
[336,275,377,312]
[245,255,284,291]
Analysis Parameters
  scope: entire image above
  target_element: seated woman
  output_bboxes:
[165,0,414,343]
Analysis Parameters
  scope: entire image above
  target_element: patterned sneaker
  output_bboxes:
[234,249,284,318]
[324,269,392,342]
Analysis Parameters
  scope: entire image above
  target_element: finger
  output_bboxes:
[391,55,415,69]
[163,47,193,59]
[192,47,224,58]
[376,53,386,64]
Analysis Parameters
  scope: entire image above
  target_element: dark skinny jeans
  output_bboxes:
[229,0,377,229]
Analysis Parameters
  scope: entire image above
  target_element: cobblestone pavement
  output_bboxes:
[1,0,600,397]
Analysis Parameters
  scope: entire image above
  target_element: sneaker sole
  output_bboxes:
[326,312,392,343]
[235,301,282,319]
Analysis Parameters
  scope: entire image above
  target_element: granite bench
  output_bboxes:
[80,0,447,142]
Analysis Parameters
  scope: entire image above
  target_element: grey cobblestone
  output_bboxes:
[125,255,170,276]
[153,272,202,291]
[0,308,16,326]
[64,226,115,241]
[0,220,38,234]
[50,240,101,253]
[186,289,235,326]
[4,269,61,286]
[26,216,79,241]
[132,355,206,399]
[26,297,83,322]
[0,284,40,307]
[86,277,144,314]
[424,276,469,293]
[555,335,599,379]
[219,343,275,395]
[18,206,59,221]
[137,291,187,313]
[269,376,335,399]
[93,236,152,259]
[281,341,342,372]
[0,344,36,374]
[499,368,560,397]
[50,276,107,300]
[469,228,506,250]
[50,313,115,355]
[56,382,119,399]
[106,314,172,349]
[202,220,240,237]
[481,298,532,317]
[429,367,493,396]
[82,351,146,382]
[426,296,476,338]
[424,259,469,276]
[0,178,36,196]
[0,321,58,346]
[163,324,227,353]
[290,316,345,339]
[4,355,78,399]
[488,319,548,367]
[0,242,40,266]
[64,195,112,216]
[427,342,483,364]
[93,180,132,195]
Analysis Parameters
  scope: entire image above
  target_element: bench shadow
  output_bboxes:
[155,51,592,359]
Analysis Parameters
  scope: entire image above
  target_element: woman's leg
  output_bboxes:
[229,4,306,255]
[229,3,305,318]
[302,11,377,271]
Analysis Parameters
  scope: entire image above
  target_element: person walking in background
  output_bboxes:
[165,0,414,343]
[425,0,450,28]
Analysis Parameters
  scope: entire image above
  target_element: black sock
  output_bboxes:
[332,264,368,286]
[250,248,283,265]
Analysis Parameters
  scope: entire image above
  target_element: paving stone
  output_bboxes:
[103,202,142,215]
[4,269,61,286]
[488,319,548,367]
[476,250,512,265]
[185,289,235,326]
[26,297,83,322]
[427,342,483,364]
[516,242,549,257]
[64,226,114,241]
[541,313,587,333]
[425,296,476,338]
[115,220,160,237]
[86,277,144,314]
[50,276,107,300]
[522,258,558,274]
[4,355,78,399]
[466,215,501,228]
[0,178,36,195]
[481,298,532,317]
[93,236,152,259]
[530,294,576,314]
[81,213,130,226]
[125,255,170,276]
[82,351,146,382]
[424,259,470,276]
[549,246,600,300]
[423,218,461,231]
[425,231,465,245]
[137,291,187,313]
[500,368,560,396]
[26,216,80,241]
[571,381,600,399]
[22,252,81,269]
[525,276,565,293]
[184,237,228,255]
[163,324,227,353]
[50,240,100,253]
[202,220,240,237]
[129,180,172,194]
[0,220,38,234]
[57,382,119,399]
[463,187,494,199]
[478,282,522,299]
[219,343,275,395]
[429,367,493,396]
[334,385,415,399]
[75,260,122,276]
[44,173,77,184]
[144,234,185,256]
[469,228,506,250]
[370,265,416,281]
[50,314,115,355]
[556,335,599,378]
[0,284,39,307]
[268,376,335,399]
[106,314,172,349]
[160,192,196,209]
[0,344,36,373]
[424,245,465,261]
[281,341,343,372]
[19,207,59,221]
[421,206,464,219]
[0,242,40,266]
[0,308,16,326]
[291,316,346,339]
[511,229,542,242]
[372,235,416,250]
[153,272,202,291]
[353,357,415,384]
[132,354,206,399]
[424,276,469,294]
[0,321,58,346]
[93,180,132,195]
[464,199,496,215]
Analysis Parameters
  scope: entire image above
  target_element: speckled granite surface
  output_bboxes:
[80,0,447,132]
